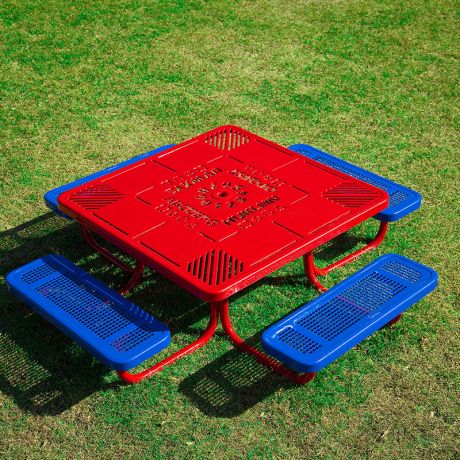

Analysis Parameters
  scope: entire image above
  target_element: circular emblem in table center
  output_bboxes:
[149,161,295,238]
[195,181,248,209]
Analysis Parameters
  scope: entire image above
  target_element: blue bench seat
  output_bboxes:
[45,144,174,219]
[262,254,437,373]
[288,144,422,222]
[6,255,170,371]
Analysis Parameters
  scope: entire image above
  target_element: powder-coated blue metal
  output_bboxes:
[262,254,437,373]
[6,255,171,371]
[45,144,175,219]
[288,144,422,222]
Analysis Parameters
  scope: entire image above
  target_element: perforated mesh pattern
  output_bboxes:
[204,128,250,150]
[343,272,406,309]
[69,184,124,210]
[307,153,391,192]
[297,150,412,211]
[382,260,423,283]
[8,255,171,368]
[111,328,156,352]
[187,250,244,285]
[36,273,133,340]
[297,298,366,341]
[263,254,436,372]
[21,263,58,285]
[389,190,408,207]
[295,272,406,341]
[276,327,321,354]
[323,182,381,208]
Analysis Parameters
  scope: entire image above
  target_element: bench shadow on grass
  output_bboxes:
[0,212,370,417]
[0,212,207,415]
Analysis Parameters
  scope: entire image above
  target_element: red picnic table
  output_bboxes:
[57,125,388,383]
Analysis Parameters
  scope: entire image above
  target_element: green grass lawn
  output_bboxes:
[0,0,458,458]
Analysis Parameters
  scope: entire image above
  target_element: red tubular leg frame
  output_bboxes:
[117,303,219,384]
[386,313,402,327]
[118,261,144,295]
[303,253,328,293]
[313,221,389,276]
[218,299,316,385]
[81,225,135,274]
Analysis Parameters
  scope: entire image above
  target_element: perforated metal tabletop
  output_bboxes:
[58,126,388,301]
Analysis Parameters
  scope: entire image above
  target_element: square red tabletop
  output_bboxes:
[58,126,388,301]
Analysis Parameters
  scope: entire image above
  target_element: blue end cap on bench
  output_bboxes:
[262,254,437,373]
[6,255,171,371]
[288,144,422,222]
[45,144,175,219]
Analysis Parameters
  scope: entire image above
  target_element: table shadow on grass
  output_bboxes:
[311,232,369,265]
[179,334,297,418]
[177,231,378,417]
[179,329,374,418]
[0,213,370,415]
[0,213,208,415]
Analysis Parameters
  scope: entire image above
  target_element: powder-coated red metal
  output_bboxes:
[311,221,389,276]
[117,303,219,384]
[58,126,389,302]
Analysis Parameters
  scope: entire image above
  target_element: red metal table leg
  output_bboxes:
[303,253,328,293]
[81,224,145,293]
[117,303,219,384]
[218,299,316,385]
[312,221,389,276]
[118,261,144,295]
[385,313,402,327]
[80,225,136,274]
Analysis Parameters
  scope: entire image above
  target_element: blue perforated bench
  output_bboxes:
[288,144,422,222]
[45,144,174,219]
[6,255,170,371]
[262,254,437,373]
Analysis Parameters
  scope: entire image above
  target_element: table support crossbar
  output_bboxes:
[81,225,137,274]
[218,299,316,385]
[81,225,144,293]
[118,261,145,295]
[312,221,389,276]
[117,303,219,384]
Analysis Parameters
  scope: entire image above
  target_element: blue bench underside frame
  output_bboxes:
[288,144,422,222]
[45,144,175,219]
[6,255,171,370]
[262,254,437,373]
